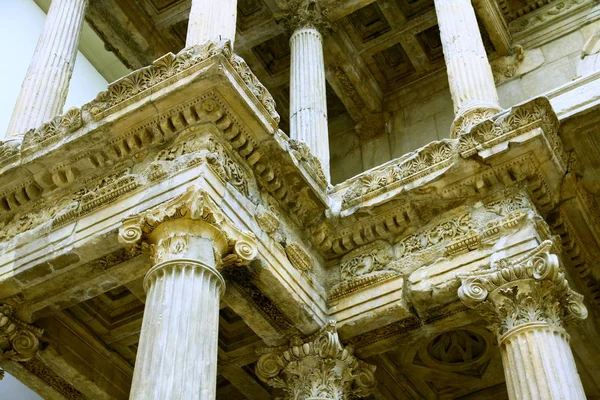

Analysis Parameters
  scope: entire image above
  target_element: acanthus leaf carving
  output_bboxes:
[118,185,258,266]
[458,240,587,340]
[256,321,376,399]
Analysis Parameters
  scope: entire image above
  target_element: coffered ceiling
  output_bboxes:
[86,0,520,136]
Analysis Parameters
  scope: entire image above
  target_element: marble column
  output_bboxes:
[6,0,89,140]
[256,321,377,399]
[286,0,331,181]
[118,187,257,400]
[433,0,501,137]
[187,0,238,47]
[458,241,588,400]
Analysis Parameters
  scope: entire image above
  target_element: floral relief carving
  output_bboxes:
[84,40,279,124]
[491,46,524,84]
[341,140,455,209]
[0,304,44,361]
[340,240,393,281]
[256,321,376,399]
[509,0,588,34]
[288,139,328,189]
[22,107,82,149]
[457,97,563,167]
[458,240,587,339]
[285,242,313,272]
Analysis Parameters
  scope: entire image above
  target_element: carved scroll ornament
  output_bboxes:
[118,186,257,267]
[256,321,376,399]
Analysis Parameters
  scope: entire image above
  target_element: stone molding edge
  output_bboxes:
[0,304,43,361]
[457,240,587,340]
[118,185,258,268]
[255,320,376,398]
[0,39,280,170]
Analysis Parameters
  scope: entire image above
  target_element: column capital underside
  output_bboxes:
[458,240,587,342]
[255,320,376,399]
[118,186,258,268]
[0,304,43,362]
[280,0,332,36]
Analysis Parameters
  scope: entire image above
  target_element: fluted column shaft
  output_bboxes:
[434,0,500,135]
[290,27,330,181]
[6,0,88,140]
[186,0,238,47]
[129,236,224,400]
[458,243,588,400]
[500,323,586,400]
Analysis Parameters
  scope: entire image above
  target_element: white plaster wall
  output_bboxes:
[0,0,109,140]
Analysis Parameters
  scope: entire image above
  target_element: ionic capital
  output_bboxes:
[0,305,43,361]
[458,240,587,342]
[118,186,258,267]
[255,321,376,399]
[280,0,332,35]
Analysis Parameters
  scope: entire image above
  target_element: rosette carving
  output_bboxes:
[458,241,587,340]
[118,186,257,266]
[0,305,43,361]
[256,321,376,399]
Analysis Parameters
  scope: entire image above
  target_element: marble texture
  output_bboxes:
[5,0,88,139]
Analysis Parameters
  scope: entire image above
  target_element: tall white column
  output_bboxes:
[6,0,89,140]
[118,187,258,400]
[500,324,586,399]
[286,0,331,181]
[186,0,238,47]
[130,236,224,399]
[434,0,501,136]
[458,241,588,400]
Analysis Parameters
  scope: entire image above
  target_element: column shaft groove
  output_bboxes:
[290,27,329,180]
[130,260,224,400]
[500,324,586,400]
[186,0,238,47]
[6,0,88,139]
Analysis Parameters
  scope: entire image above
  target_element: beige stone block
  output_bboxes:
[497,79,527,109]
[390,118,438,159]
[434,110,454,139]
[331,146,363,184]
[521,57,576,98]
[516,48,545,76]
[361,134,391,171]
[404,91,453,126]
[541,30,585,63]
[330,129,360,161]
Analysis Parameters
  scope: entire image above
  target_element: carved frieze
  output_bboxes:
[456,97,562,166]
[83,40,278,125]
[341,140,455,210]
[256,321,376,399]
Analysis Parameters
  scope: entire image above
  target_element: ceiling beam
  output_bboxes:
[474,0,512,56]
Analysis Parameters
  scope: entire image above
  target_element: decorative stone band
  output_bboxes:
[118,185,258,267]
[280,0,332,35]
[457,240,587,341]
[0,304,44,361]
[143,259,226,294]
[255,320,377,399]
